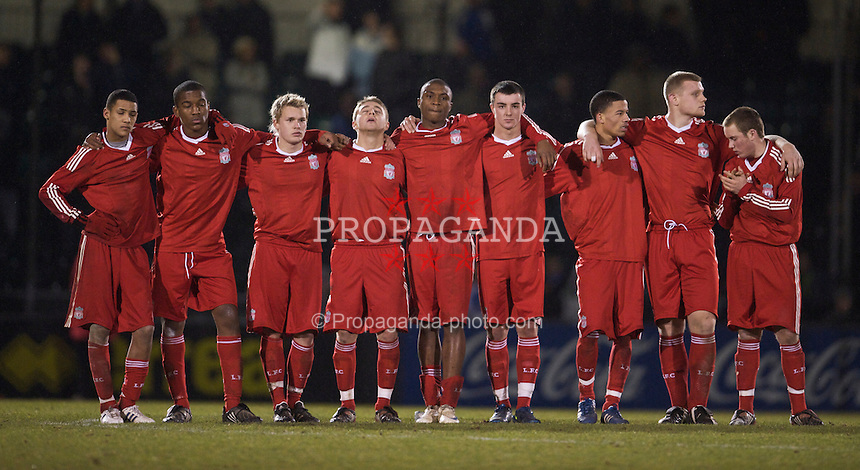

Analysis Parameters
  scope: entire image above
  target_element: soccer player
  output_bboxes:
[546,91,646,425]
[152,80,265,424]
[39,89,162,424]
[577,71,803,424]
[244,93,327,423]
[478,81,560,424]
[392,78,556,424]
[324,96,408,424]
[716,106,821,426]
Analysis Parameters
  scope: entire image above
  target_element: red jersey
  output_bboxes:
[244,137,329,252]
[478,135,553,259]
[624,116,733,229]
[716,141,802,246]
[391,113,555,234]
[39,125,165,247]
[152,123,263,252]
[545,138,647,262]
[326,143,407,244]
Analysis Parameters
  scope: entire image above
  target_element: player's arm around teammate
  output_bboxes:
[38,89,164,424]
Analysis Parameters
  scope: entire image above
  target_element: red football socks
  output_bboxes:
[260,336,286,407]
[88,342,116,412]
[217,335,243,411]
[486,338,510,406]
[160,334,190,409]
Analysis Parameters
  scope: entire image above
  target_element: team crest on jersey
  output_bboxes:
[249,309,256,321]
[697,142,709,158]
[763,183,774,198]
[450,129,462,145]
[527,150,538,166]
[308,154,319,170]
[219,147,231,164]
[630,156,639,171]
[383,163,396,180]
[73,306,84,320]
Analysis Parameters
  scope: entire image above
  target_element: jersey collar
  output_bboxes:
[180,125,210,144]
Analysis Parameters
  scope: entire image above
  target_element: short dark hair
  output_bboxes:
[173,80,206,105]
[589,90,626,119]
[663,71,702,102]
[105,89,137,110]
[723,106,765,137]
[489,80,526,105]
[420,78,451,98]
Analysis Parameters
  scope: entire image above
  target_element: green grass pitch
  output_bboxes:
[2,399,858,469]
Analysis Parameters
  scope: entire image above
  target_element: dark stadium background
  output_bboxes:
[0,0,857,409]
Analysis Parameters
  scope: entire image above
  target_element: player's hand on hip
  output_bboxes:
[81,210,122,239]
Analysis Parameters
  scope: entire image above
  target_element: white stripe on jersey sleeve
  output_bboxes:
[66,147,91,172]
[47,183,81,219]
[742,193,792,212]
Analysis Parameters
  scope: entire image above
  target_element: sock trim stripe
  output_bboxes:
[267,380,285,391]
[216,337,242,345]
[659,336,684,346]
[98,396,116,404]
[780,342,802,353]
[738,389,755,396]
[377,387,394,399]
[579,377,595,386]
[160,335,185,345]
[288,385,304,394]
[335,341,357,352]
[787,386,805,395]
[690,334,716,345]
[737,341,761,351]
[605,389,623,398]
[517,337,540,347]
[290,340,312,352]
[339,389,354,401]
[124,359,149,369]
[377,339,400,350]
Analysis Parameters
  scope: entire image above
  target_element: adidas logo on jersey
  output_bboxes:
[674,137,685,145]
[195,148,205,156]
[283,156,295,163]
[607,152,618,160]
[502,150,515,159]
[126,153,137,161]
[360,156,372,164]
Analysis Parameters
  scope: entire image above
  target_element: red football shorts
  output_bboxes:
[408,233,474,324]
[477,252,544,328]
[727,242,801,334]
[324,243,408,334]
[575,257,645,340]
[152,246,238,321]
[246,241,322,335]
[647,226,719,320]
[64,233,153,333]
